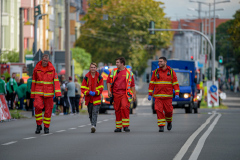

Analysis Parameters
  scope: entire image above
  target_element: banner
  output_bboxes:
[0,95,11,121]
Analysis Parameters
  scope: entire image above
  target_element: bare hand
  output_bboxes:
[108,91,112,97]
[133,95,136,102]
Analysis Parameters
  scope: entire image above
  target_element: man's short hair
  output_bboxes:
[42,54,49,60]
[115,57,125,65]
[159,57,167,62]
[90,62,97,68]
[12,72,16,76]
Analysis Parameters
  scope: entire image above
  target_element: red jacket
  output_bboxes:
[30,60,61,98]
[81,71,103,106]
[148,66,180,99]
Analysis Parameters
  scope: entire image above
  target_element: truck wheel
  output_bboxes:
[185,103,193,114]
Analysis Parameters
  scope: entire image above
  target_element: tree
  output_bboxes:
[75,0,172,74]
[70,47,92,70]
[0,50,19,62]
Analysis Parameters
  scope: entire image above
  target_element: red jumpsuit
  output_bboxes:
[148,66,180,127]
[31,61,61,128]
[107,68,135,129]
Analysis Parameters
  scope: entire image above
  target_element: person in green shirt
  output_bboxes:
[26,77,34,113]
[16,83,27,110]
[7,73,18,109]
[0,76,6,95]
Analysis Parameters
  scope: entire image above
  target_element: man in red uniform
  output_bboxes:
[81,63,103,133]
[107,57,136,132]
[148,57,180,132]
[31,54,61,134]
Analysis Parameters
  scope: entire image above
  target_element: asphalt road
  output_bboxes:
[1,93,240,160]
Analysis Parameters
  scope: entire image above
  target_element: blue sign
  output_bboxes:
[210,85,217,93]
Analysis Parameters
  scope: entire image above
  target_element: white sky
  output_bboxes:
[156,0,240,20]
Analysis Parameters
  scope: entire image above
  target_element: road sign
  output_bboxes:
[207,81,219,107]
[33,49,43,61]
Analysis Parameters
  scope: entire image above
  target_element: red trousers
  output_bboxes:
[113,93,130,128]
[34,96,53,128]
[155,98,173,127]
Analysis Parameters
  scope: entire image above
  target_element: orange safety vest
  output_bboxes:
[110,68,133,102]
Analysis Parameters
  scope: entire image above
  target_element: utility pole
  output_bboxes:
[33,0,36,56]
[65,0,71,78]
[19,8,24,63]
[0,0,2,59]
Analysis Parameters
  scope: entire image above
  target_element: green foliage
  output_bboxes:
[75,0,172,74]
[70,47,92,69]
[24,49,33,55]
[216,10,240,74]
[0,50,19,62]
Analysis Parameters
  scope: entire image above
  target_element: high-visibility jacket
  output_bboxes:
[109,68,134,102]
[30,60,61,98]
[81,71,103,106]
[148,66,180,99]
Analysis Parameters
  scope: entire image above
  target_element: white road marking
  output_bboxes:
[69,128,76,130]
[56,130,66,133]
[41,133,53,136]
[173,112,216,160]
[2,141,17,145]
[103,119,109,121]
[97,121,102,123]
[78,125,86,127]
[87,124,91,126]
[23,137,36,140]
[189,113,222,160]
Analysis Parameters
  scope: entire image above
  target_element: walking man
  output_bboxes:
[81,63,103,133]
[31,54,61,134]
[148,57,180,132]
[66,77,76,114]
[8,73,18,109]
[107,57,136,132]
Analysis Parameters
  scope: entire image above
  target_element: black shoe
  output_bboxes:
[167,122,172,131]
[159,126,164,132]
[114,128,122,132]
[124,127,130,132]
[35,125,42,134]
[44,127,49,134]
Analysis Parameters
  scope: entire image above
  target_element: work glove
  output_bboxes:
[175,95,179,99]
[148,95,152,101]
[89,91,93,96]
[89,91,95,96]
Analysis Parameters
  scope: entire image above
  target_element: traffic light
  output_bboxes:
[34,5,42,19]
[149,21,155,35]
[218,56,223,64]
[215,68,221,80]
[205,67,212,80]
[191,56,194,60]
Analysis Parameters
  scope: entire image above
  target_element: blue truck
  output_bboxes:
[149,60,198,114]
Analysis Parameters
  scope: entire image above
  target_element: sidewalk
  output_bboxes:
[222,89,240,109]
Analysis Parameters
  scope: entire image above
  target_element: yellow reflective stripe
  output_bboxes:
[154,94,173,97]
[36,81,44,84]
[93,100,101,104]
[54,79,59,81]
[55,90,61,93]
[44,93,54,96]
[150,81,154,84]
[154,81,172,84]
[116,121,122,124]
[32,92,44,95]
[84,91,88,95]
[122,119,129,122]
[116,125,122,128]
[158,122,166,125]
[35,117,42,120]
[35,113,42,117]
[44,82,53,84]
[81,86,89,89]
[165,117,172,121]
[44,117,51,120]
[149,90,153,92]
[32,80,36,83]
[173,81,179,85]
[96,90,100,95]
[43,121,50,124]
[122,123,129,125]
[158,119,165,122]
[175,90,180,92]
[96,85,103,89]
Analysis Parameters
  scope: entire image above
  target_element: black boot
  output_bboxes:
[159,126,164,132]
[124,127,130,132]
[35,125,42,134]
[167,122,172,131]
[44,127,49,134]
[114,128,122,132]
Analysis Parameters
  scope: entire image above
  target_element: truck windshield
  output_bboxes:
[176,72,190,86]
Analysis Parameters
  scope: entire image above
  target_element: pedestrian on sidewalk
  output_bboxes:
[31,54,61,134]
[7,73,18,109]
[81,62,103,133]
[66,77,76,115]
[148,57,180,132]
[107,57,136,132]
[15,83,27,110]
